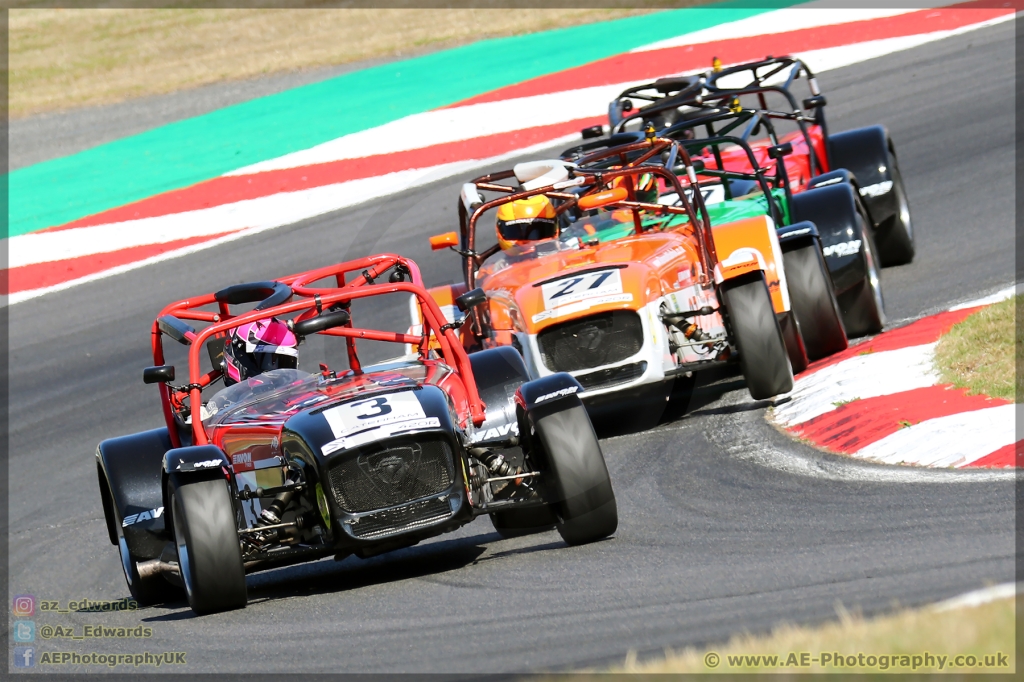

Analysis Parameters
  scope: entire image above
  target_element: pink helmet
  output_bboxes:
[223,318,298,385]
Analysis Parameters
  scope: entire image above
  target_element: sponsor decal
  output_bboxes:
[122,507,164,527]
[859,180,893,198]
[231,451,252,466]
[650,245,686,269]
[322,391,426,438]
[176,459,223,470]
[470,421,520,443]
[822,239,862,258]
[321,417,441,455]
[535,386,579,403]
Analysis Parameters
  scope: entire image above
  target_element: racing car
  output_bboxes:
[425,136,802,412]
[96,254,617,615]
[600,55,915,269]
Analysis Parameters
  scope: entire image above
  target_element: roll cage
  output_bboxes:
[610,56,832,176]
[150,254,487,448]
[455,137,717,291]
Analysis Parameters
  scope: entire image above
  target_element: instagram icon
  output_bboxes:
[12,595,35,617]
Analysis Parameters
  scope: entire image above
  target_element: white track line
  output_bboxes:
[932,582,1017,612]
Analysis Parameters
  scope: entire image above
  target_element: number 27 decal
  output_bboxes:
[550,270,615,299]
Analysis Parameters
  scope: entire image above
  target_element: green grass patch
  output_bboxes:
[934,296,1018,401]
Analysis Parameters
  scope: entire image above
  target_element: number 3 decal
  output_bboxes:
[350,397,392,419]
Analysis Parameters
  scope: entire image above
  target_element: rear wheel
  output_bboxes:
[837,225,886,337]
[115,515,182,606]
[528,401,617,546]
[872,149,915,266]
[782,244,849,360]
[169,478,247,615]
[721,276,794,400]
[778,312,809,375]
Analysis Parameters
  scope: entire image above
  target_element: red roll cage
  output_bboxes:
[150,254,486,448]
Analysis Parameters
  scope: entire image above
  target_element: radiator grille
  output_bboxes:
[328,438,454,514]
[576,361,648,391]
[538,310,644,372]
[348,497,452,539]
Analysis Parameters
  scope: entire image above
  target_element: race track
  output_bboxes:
[7,23,1017,673]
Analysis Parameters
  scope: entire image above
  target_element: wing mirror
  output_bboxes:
[455,288,487,312]
[580,125,604,140]
[143,365,175,385]
[291,309,351,337]
[429,232,460,251]
[578,186,628,211]
[802,95,827,110]
[767,142,793,160]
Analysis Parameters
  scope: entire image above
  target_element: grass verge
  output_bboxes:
[9,5,694,118]
[934,296,1018,401]
[591,594,1015,674]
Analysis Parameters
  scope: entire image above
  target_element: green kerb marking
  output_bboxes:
[9,2,796,238]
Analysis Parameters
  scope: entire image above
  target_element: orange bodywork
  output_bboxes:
[709,215,789,313]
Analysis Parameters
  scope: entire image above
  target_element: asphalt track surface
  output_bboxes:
[7,24,1018,674]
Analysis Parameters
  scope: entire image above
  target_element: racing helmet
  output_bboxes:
[495,195,558,251]
[636,173,659,204]
[222,317,298,386]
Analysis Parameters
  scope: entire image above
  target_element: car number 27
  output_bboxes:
[323,392,426,437]
[541,269,624,310]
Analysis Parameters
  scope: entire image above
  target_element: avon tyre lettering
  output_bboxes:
[823,240,862,258]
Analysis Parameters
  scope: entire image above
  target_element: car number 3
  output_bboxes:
[350,397,393,419]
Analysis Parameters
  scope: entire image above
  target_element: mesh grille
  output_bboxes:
[349,497,452,539]
[328,438,454,514]
[576,361,648,391]
[538,310,644,372]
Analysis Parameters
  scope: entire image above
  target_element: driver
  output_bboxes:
[495,195,558,251]
[222,317,299,386]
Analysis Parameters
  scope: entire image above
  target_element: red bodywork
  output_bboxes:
[149,255,486,455]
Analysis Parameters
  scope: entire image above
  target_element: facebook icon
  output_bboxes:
[14,646,35,668]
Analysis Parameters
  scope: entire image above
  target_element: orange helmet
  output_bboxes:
[495,195,557,251]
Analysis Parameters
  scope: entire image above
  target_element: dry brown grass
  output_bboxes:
[10,6,673,118]
[934,296,1018,402]
[590,595,1016,674]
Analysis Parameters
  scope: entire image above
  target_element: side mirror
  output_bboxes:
[578,186,628,211]
[292,309,351,337]
[143,365,175,385]
[580,125,604,140]
[455,288,487,312]
[802,95,827,110]
[429,232,460,251]
[767,142,793,160]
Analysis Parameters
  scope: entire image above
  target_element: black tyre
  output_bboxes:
[528,400,617,546]
[837,225,886,337]
[782,244,849,360]
[169,478,247,615]
[721,275,794,400]
[778,311,809,375]
[115,512,182,606]
[490,505,557,539]
[872,151,915,266]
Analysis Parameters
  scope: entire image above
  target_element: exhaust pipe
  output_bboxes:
[136,559,179,580]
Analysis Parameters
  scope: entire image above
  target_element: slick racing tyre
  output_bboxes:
[169,477,247,615]
[782,243,849,361]
[721,275,794,400]
[837,224,886,337]
[873,152,915,266]
[527,400,617,546]
[115,511,182,606]
[778,311,809,375]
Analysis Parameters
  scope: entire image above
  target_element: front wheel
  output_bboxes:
[721,275,794,400]
[528,400,617,546]
[169,477,247,615]
[783,243,849,361]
